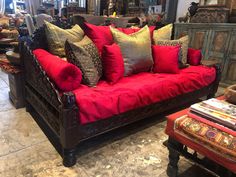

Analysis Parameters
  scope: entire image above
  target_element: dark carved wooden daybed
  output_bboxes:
[20,27,221,167]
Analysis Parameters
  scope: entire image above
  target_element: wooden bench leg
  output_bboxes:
[63,148,77,167]
[207,92,215,99]
[167,137,183,177]
[25,101,33,113]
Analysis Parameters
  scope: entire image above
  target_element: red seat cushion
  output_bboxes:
[84,23,113,55]
[72,66,216,124]
[187,48,202,66]
[152,45,180,74]
[102,43,124,84]
[33,49,82,92]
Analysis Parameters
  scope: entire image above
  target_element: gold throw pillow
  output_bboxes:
[155,35,189,65]
[45,21,84,57]
[110,25,153,76]
[153,24,173,43]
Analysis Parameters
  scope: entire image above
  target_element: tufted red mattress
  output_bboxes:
[73,66,216,124]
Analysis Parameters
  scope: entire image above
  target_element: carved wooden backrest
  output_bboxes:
[22,29,62,110]
[30,26,49,51]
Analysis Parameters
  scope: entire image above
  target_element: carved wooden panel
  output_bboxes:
[207,30,231,84]
[226,61,236,82]
[22,43,62,110]
[226,0,236,14]
[224,31,236,83]
[191,31,208,50]
[174,23,236,85]
[208,57,222,61]
[26,86,60,135]
[230,38,236,54]
[176,31,188,39]
[190,7,229,23]
[211,31,229,52]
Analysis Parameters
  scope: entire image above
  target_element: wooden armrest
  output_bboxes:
[201,59,221,67]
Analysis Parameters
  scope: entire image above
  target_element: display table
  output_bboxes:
[8,72,25,108]
[0,38,14,53]
[165,97,236,177]
[0,52,24,109]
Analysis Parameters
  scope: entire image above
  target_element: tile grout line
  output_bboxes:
[0,107,17,113]
[0,77,8,88]
[0,71,9,86]
[1,79,9,87]
[0,139,49,158]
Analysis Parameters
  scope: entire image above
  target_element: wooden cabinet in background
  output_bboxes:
[226,0,236,15]
[226,0,236,22]
[174,23,236,86]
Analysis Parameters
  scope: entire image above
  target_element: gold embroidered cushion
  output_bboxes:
[65,36,103,87]
[110,25,153,76]
[174,115,236,162]
[155,35,189,65]
[45,21,84,57]
[153,24,173,43]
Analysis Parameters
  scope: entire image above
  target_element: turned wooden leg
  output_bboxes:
[63,148,77,167]
[25,101,33,112]
[167,137,183,177]
[207,92,215,99]
[217,166,234,177]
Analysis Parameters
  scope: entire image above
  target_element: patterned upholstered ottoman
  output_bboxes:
[165,109,236,177]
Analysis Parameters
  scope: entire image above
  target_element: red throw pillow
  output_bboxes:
[116,27,138,34]
[84,23,113,55]
[102,44,124,84]
[152,45,180,74]
[148,26,156,38]
[187,48,202,66]
[117,26,155,37]
[33,49,82,92]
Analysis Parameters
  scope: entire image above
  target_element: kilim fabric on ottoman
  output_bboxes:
[166,108,236,173]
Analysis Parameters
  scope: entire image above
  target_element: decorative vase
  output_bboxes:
[224,84,236,104]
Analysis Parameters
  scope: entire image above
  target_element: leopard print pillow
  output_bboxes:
[155,35,189,67]
[65,36,102,87]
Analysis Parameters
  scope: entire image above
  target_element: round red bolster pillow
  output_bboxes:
[33,49,82,92]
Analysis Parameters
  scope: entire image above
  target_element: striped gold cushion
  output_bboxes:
[45,21,84,57]
[110,25,153,76]
[153,24,173,43]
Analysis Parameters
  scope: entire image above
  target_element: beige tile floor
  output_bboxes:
[0,69,225,177]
